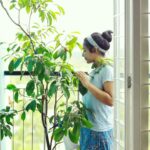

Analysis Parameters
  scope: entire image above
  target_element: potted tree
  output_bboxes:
[0,0,93,150]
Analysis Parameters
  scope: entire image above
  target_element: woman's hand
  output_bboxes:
[75,71,90,88]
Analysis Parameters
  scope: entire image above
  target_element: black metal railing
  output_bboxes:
[4,71,80,150]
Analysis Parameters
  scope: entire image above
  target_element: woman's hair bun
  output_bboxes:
[101,30,113,42]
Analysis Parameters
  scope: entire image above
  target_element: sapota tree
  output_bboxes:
[0,0,93,150]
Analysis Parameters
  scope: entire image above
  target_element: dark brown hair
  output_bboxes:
[83,30,113,56]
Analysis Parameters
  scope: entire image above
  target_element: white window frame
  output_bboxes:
[113,0,147,150]
[125,0,134,150]
[124,0,149,149]
[131,0,141,149]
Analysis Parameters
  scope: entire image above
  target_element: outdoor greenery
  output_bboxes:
[0,0,93,149]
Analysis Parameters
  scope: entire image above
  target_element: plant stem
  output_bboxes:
[0,0,35,52]
[52,141,63,150]
[41,94,51,150]
[50,91,57,149]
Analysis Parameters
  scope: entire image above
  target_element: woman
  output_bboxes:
[76,30,114,150]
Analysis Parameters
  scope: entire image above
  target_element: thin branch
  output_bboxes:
[49,123,58,131]
[50,91,57,149]
[56,94,63,102]
[28,8,33,34]
[41,94,51,150]
[52,141,63,150]
[0,1,35,52]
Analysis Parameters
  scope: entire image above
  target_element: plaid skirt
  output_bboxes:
[80,128,114,150]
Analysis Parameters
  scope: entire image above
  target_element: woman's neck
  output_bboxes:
[93,57,105,68]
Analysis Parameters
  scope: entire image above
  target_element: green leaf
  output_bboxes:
[16,46,21,52]
[6,116,11,124]
[4,126,12,138]
[0,130,4,140]
[14,90,19,103]
[27,59,35,73]
[66,37,77,46]
[26,80,35,96]
[58,49,66,60]
[21,111,26,120]
[36,46,48,54]
[18,0,27,7]
[39,10,45,22]
[38,68,45,81]
[9,4,16,10]
[46,0,53,2]
[49,10,57,20]
[6,106,10,112]
[72,76,78,87]
[77,42,83,50]
[72,123,80,141]
[17,33,23,41]
[61,84,70,99]
[26,5,30,13]
[37,103,42,113]
[14,58,22,69]
[11,44,17,50]
[57,5,65,15]
[48,81,58,97]
[34,61,44,75]
[49,115,54,123]
[66,106,72,113]
[26,100,36,112]
[8,59,15,73]
[47,13,52,25]
[22,41,30,49]
[81,118,93,128]
[78,81,87,96]
[7,84,17,91]
[53,51,59,59]
[68,128,78,144]
[53,128,64,142]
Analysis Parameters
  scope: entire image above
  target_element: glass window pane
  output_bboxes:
[119,125,125,147]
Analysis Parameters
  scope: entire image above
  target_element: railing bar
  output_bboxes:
[23,90,25,150]
[44,132,46,150]
[32,112,34,150]
[4,71,62,76]
[55,91,57,150]
[12,96,15,150]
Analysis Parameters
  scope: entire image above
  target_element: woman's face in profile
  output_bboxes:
[82,45,95,63]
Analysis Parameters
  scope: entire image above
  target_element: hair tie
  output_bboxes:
[87,35,106,53]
